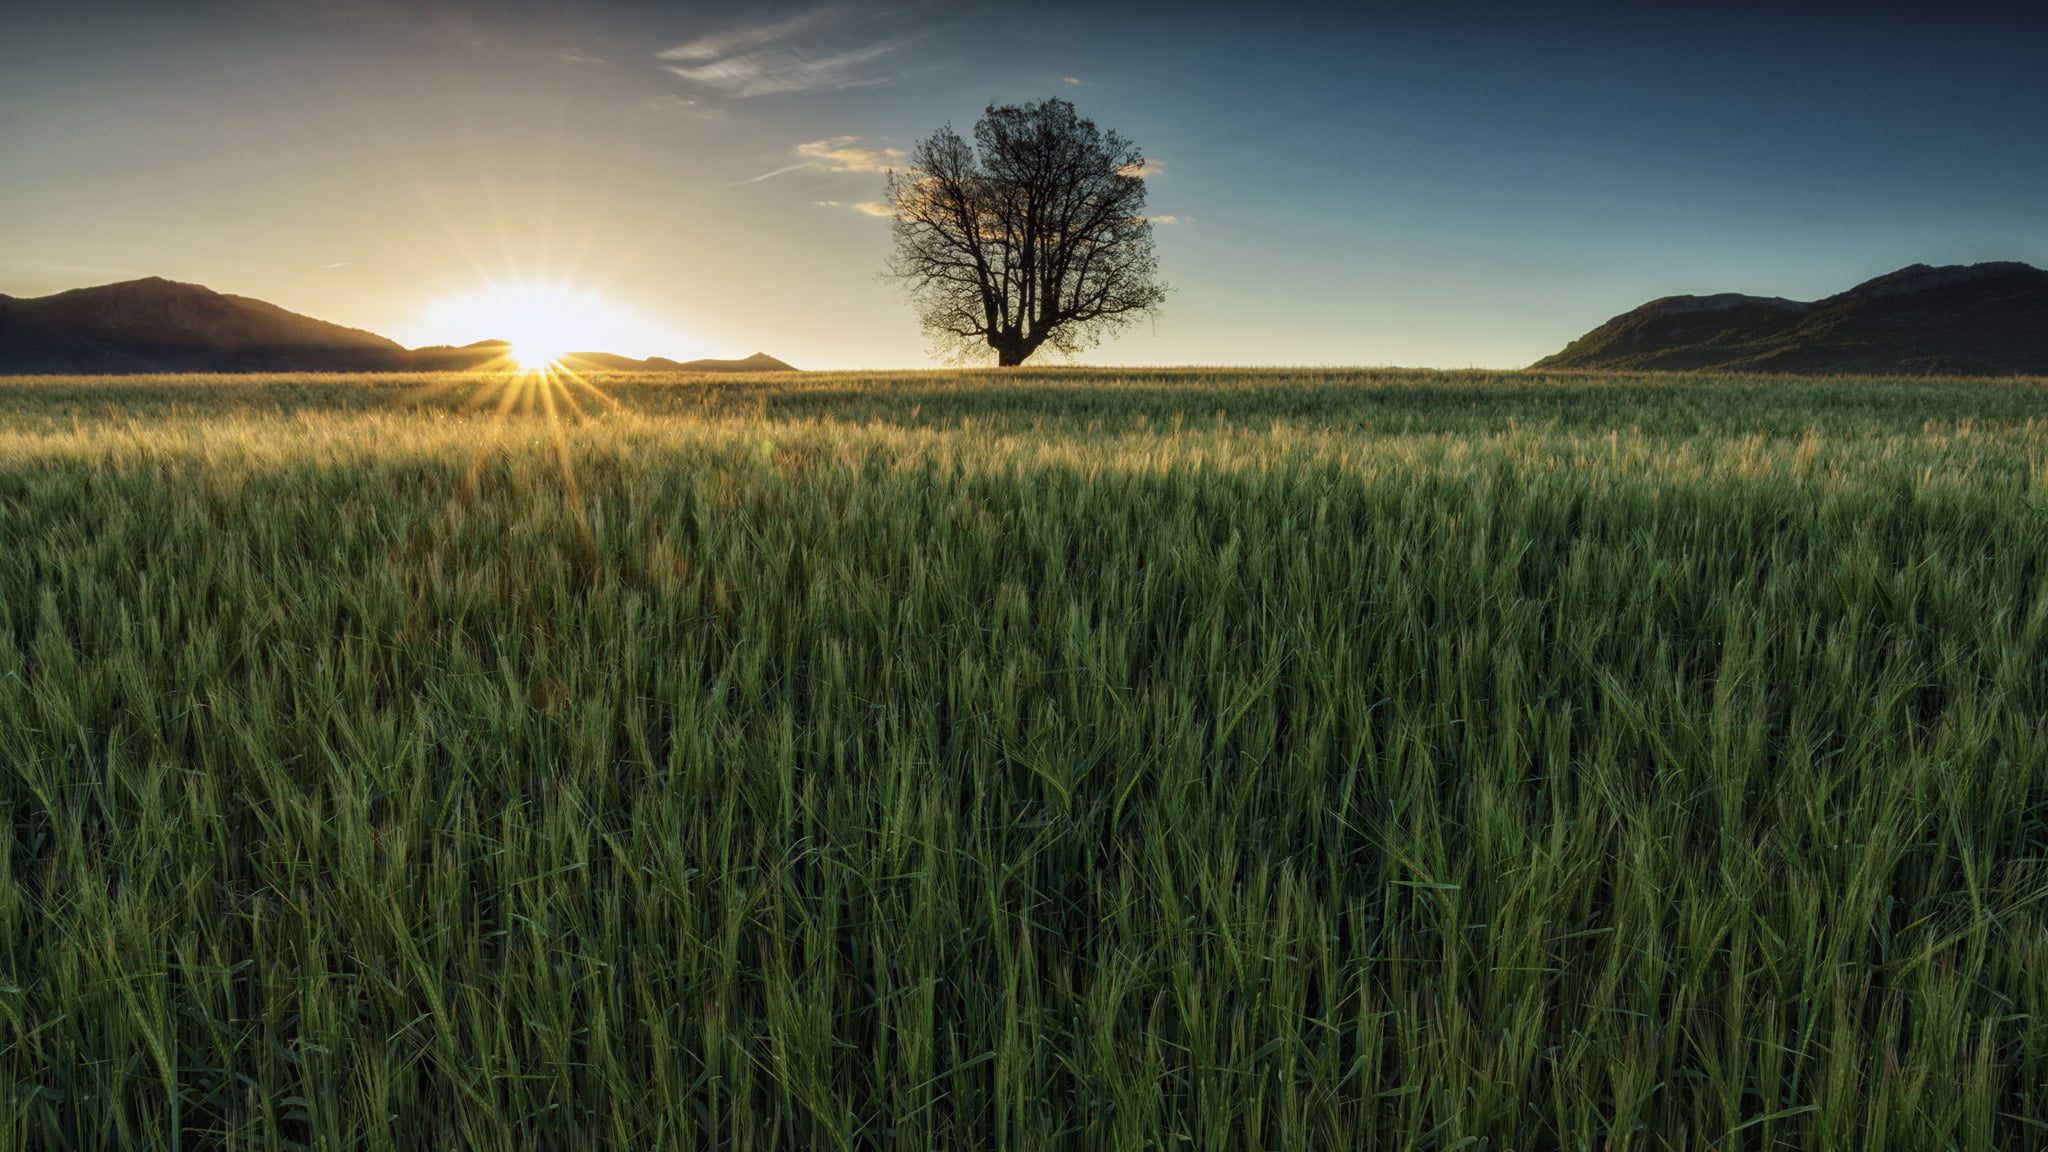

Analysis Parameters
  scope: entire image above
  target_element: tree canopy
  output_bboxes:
[884,98,1167,367]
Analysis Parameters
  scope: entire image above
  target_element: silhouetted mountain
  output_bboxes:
[0,277,407,373]
[0,278,801,375]
[551,351,796,372]
[1533,262,2048,375]
[558,351,651,372]
[410,340,515,371]
[644,352,797,373]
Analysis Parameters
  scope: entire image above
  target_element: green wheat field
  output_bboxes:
[3,368,2046,1150]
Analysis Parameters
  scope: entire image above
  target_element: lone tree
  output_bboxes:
[884,98,1167,367]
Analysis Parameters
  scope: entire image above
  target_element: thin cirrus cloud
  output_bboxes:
[798,137,905,172]
[657,3,927,98]
[739,136,905,184]
[812,200,895,217]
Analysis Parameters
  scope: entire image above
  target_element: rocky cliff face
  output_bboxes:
[1533,262,2048,376]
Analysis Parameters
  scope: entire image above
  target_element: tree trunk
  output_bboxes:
[992,336,1029,366]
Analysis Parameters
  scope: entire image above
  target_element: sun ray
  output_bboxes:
[405,279,669,574]
[414,280,695,368]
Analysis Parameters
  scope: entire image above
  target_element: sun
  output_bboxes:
[414,280,692,371]
[510,339,569,372]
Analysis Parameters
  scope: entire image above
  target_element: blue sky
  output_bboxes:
[4,0,2043,368]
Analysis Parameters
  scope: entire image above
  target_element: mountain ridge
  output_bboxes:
[1533,262,2048,375]
[0,278,798,374]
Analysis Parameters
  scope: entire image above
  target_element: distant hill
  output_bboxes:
[0,278,798,374]
[0,277,406,373]
[410,340,515,372]
[642,352,796,373]
[1532,262,2048,375]
[407,346,799,373]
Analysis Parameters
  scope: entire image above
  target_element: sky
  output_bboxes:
[4,0,2045,369]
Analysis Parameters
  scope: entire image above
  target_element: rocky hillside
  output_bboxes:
[1532,262,2048,375]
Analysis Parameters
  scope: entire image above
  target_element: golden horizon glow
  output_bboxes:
[399,283,629,420]
[510,341,568,372]
[413,280,697,364]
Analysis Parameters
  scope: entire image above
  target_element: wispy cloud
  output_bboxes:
[658,3,927,97]
[797,137,905,172]
[736,162,813,185]
[1119,158,1165,178]
[644,93,725,120]
[1062,76,1082,85]
[813,199,896,218]
[738,136,904,184]
[658,6,845,64]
